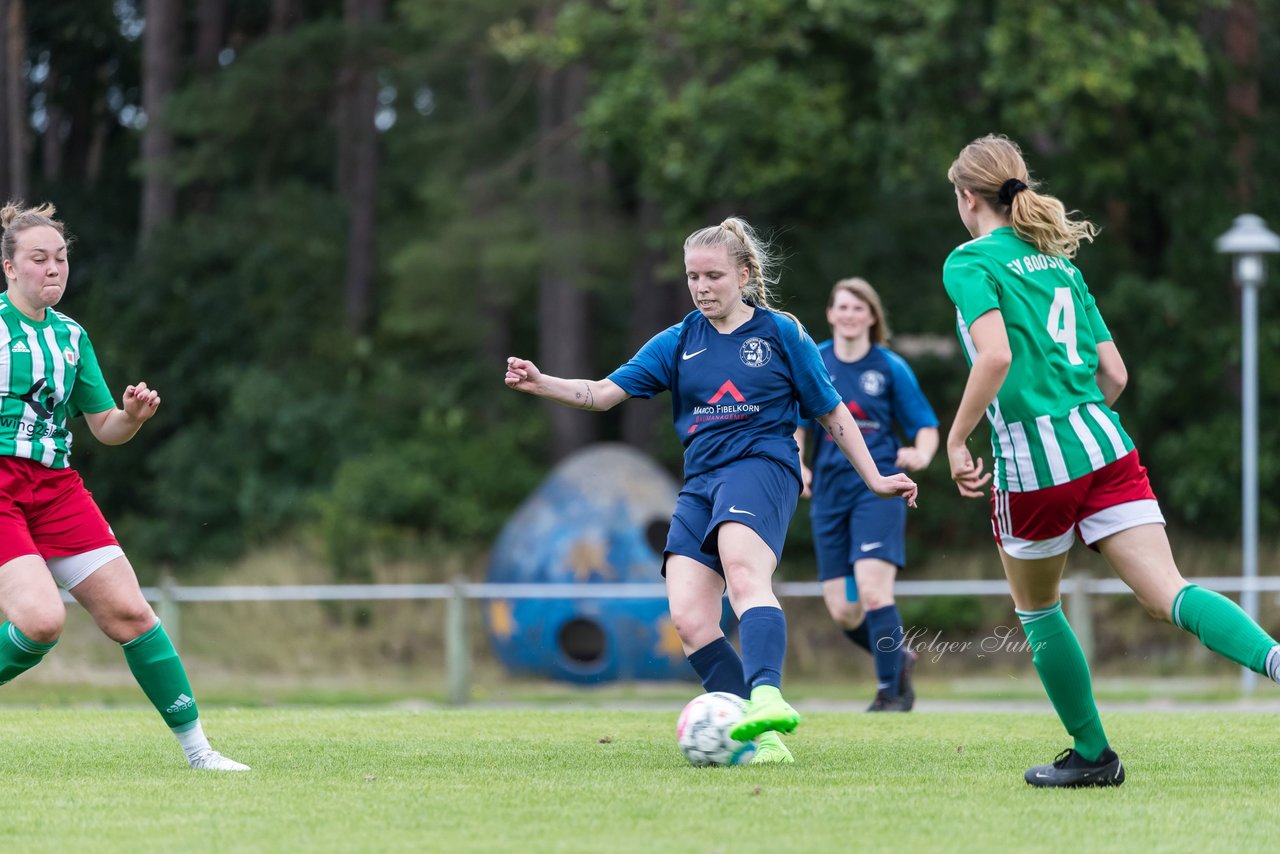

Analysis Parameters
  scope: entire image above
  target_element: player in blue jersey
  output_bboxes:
[506,218,918,764]
[795,278,938,712]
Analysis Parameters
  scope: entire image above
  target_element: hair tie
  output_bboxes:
[998,178,1028,205]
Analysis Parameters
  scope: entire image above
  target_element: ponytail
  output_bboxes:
[947,135,1097,258]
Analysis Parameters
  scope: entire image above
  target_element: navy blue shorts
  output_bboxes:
[811,486,907,582]
[664,457,800,576]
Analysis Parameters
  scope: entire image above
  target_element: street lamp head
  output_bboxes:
[1216,214,1280,289]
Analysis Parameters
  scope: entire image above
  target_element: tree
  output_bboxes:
[534,1,599,460]
[0,0,27,202]
[140,0,181,242]
[194,0,226,78]
[336,0,386,335]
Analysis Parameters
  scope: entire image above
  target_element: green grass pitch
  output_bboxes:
[1,707,1276,852]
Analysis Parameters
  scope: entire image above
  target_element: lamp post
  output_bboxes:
[1215,214,1280,695]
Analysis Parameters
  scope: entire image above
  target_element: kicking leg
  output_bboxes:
[68,556,249,771]
[1098,524,1280,681]
[718,523,799,741]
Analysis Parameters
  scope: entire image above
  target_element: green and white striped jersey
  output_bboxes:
[0,294,114,468]
[943,227,1133,492]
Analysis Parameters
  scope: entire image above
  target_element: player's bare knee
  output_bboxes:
[859,591,893,611]
[108,604,158,641]
[826,599,863,628]
[669,604,718,649]
[15,604,66,644]
[722,562,765,603]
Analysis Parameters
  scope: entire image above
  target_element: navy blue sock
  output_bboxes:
[842,621,872,654]
[865,604,905,694]
[739,606,787,690]
[686,637,748,698]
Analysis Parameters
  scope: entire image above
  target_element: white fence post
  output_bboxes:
[446,577,470,705]
[1066,570,1094,662]
[157,574,181,650]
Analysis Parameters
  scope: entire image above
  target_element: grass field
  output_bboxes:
[2,704,1277,853]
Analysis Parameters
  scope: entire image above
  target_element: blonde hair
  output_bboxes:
[828,277,890,345]
[947,134,1097,258]
[1,200,66,263]
[684,217,803,330]
[684,217,781,305]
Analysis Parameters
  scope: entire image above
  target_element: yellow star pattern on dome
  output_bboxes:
[565,538,615,582]
[654,615,686,662]
[488,599,516,640]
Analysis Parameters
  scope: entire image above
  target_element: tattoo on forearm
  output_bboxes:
[573,382,594,410]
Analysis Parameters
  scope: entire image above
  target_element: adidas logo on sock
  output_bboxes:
[166,693,195,714]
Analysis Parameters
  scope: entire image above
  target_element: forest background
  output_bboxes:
[0,1,1277,682]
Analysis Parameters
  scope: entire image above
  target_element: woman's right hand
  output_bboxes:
[948,443,991,498]
[505,357,543,395]
[871,472,918,508]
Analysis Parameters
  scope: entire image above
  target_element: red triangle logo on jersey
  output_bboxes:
[708,380,746,404]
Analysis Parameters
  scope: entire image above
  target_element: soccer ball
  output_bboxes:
[676,691,757,766]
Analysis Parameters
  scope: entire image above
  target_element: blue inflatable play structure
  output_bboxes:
[485,443,703,683]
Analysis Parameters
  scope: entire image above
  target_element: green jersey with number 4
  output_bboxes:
[943,227,1133,492]
[0,294,115,469]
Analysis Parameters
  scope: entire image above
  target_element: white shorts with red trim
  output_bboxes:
[990,450,1166,559]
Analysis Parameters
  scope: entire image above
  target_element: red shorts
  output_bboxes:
[0,456,118,567]
[990,450,1165,559]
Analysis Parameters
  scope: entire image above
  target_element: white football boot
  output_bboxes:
[188,749,251,771]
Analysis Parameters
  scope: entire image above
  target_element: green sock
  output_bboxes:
[1016,603,1109,762]
[0,622,57,685]
[1172,585,1280,677]
[121,621,199,728]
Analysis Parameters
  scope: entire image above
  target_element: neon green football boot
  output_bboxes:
[730,685,801,741]
[751,730,795,765]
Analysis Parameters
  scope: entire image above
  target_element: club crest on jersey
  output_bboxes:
[63,347,77,365]
[739,337,772,368]
[860,370,886,396]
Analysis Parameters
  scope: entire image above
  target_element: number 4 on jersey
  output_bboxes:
[1046,288,1083,365]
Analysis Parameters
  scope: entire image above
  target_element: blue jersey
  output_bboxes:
[807,343,937,503]
[608,308,841,484]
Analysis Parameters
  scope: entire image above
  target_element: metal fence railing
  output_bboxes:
[64,575,1280,703]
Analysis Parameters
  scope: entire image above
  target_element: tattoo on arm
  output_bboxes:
[573,382,594,410]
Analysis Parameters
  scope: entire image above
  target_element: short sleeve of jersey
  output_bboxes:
[884,349,939,439]
[770,314,841,420]
[943,244,1002,327]
[606,322,681,399]
[1078,279,1113,344]
[68,332,114,417]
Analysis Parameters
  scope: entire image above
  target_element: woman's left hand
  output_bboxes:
[895,447,932,472]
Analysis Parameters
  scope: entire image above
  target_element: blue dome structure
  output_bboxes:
[485,443,715,683]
